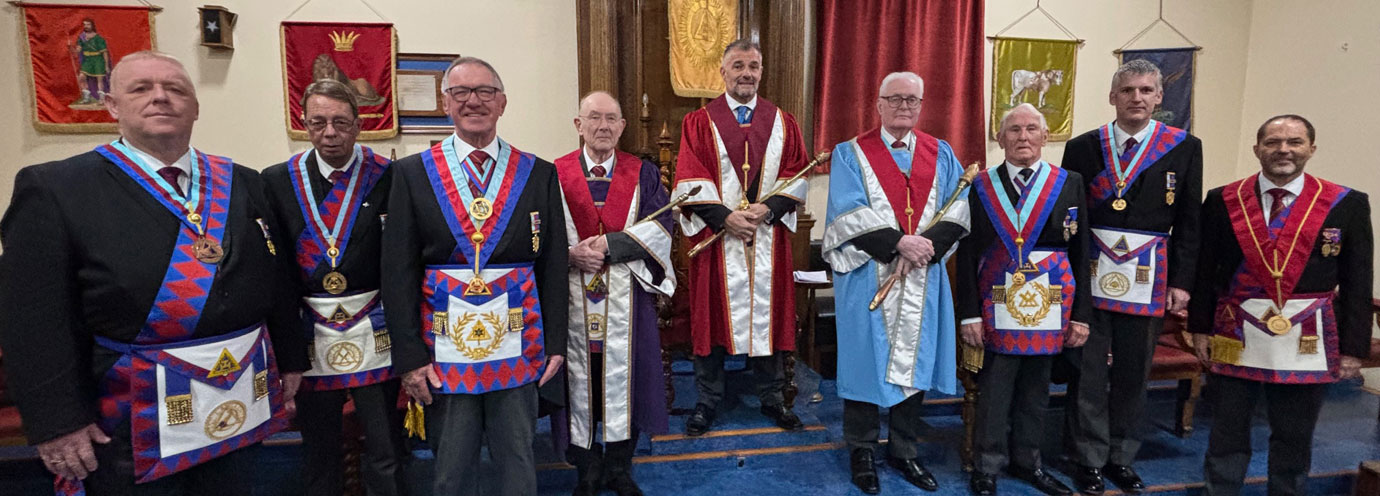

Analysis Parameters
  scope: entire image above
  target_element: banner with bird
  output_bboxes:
[1119,47,1196,132]
[281,21,397,140]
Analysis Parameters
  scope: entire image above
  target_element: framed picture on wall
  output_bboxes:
[398,52,457,134]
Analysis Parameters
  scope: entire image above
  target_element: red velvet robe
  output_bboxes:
[672,95,808,357]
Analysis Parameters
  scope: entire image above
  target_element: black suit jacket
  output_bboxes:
[262,153,393,295]
[0,150,306,444]
[956,165,1093,326]
[381,148,569,405]
[1061,129,1203,290]
[1188,183,1373,359]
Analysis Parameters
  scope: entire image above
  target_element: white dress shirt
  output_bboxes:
[123,139,193,193]
[1258,172,1305,215]
[1113,121,1155,155]
[1005,160,1046,189]
[450,133,501,166]
[880,127,915,153]
[726,94,758,116]
[316,147,361,184]
[582,146,615,178]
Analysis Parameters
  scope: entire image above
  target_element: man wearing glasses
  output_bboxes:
[551,90,673,496]
[671,39,809,437]
[262,79,408,496]
[823,71,969,494]
[382,56,568,496]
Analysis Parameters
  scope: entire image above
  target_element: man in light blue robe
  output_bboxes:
[823,72,970,495]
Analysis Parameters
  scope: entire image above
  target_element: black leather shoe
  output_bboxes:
[968,472,997,495]
[887,457,938,491]
[1102,464,1145,494]
[572,481,599,496]
[685,404,716,436]
[1070,465,1104,495]
[604,473,644,496]
[850,449,880,494]
[760,403,804,431]
[1008,467,1073,496]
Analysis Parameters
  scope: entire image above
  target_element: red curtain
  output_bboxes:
[813,0,986,172]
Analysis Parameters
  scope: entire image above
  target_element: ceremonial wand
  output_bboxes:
[686,150,832,258]
[868,163,981,311]
[635,185,701,226]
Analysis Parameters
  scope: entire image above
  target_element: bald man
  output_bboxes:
[550,91,672,496]
[0,51,305,494]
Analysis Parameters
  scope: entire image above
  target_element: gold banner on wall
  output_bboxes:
[990,37,1080,141]
[668,0,737,99]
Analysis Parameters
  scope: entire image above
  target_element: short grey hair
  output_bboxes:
[576,90,622,117]
[442,56,505,91]
[109,50,192,90]
[722,38,762,60]
[1111,59,1162,91]
[998,103,1048,132]
[878,72,924,98]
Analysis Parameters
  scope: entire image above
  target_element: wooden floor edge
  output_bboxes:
[651,424,826,442]
[536,441,845,471]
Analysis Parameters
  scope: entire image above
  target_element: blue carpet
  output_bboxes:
[1,357,1376,495]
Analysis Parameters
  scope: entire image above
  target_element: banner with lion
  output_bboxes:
[281,21,397,140]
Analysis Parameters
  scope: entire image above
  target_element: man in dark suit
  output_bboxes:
[262,79,408,496]
[956,103,1090,496]
[1060,59,1203,495]
[0,51,306,495]
[381,56,568,496]
[1190,114,1371,496]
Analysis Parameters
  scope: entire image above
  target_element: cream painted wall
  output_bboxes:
[982,0,1253,191]
[0,0,579,215]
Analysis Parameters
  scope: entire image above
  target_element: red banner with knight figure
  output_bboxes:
[20,3,155,133]
[281,21,397,140]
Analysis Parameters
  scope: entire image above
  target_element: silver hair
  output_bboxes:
[442,56,505,91]
[109,50,192,90]
[576,90,622,117]
[1111,59,1162,91]
[998,103,1048,132]
[878,71,924,97]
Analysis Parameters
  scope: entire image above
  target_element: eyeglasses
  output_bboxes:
[880,95,922,109]
[305,118,358,132]
[580,113,621,124]
[444,85,502,103]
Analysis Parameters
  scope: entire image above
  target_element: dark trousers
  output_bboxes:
[85,416,260,495]
[843,392,927,460]
[1069,309,1161,467]
[425,382,538,496]
[973,351,1053,475]
[297,379,410,496]
[1203,374,1326,496]
[693,346,786,410]
[567,352,639,479]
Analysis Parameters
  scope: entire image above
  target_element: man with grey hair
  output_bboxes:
[0,50,306,494]
[382,56,569,495]
[1060,59,1203,495]
[957,103,1089,496]
[672,39,809,437]
[550,90,672,496]
[823,71,969,494]
[262,78,408,496]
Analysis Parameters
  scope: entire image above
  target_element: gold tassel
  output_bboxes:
[374,329,392,353]
[509,308,525,333]
[165,394,194,425]
[432,311,449,336]
[1210,335,1244,365]
[1089,259,1098,278]
[1136,265,1150,284]
[960,343,985,373]
[403,400,426,440]
[254,370,269,400]
[1048,285,1063,303]
[1299,335,1319,354]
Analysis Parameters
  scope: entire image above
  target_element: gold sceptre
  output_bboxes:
[868,163,981,311]
[686,150,832,258]
[632,185,702,226]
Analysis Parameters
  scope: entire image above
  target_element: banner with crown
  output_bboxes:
[281,21,397,140]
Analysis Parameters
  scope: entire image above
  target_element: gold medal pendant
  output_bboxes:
[323,271,348,294]
[1266,314,1291,335]
[1165,191,1176,205]
[193,236,224,264]
[1012,272,1026,286]
[470,197,493,221]
[1112,198,1128,211]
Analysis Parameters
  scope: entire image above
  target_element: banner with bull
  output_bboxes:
[1119,47,1197,132]
[990,37,1079,141]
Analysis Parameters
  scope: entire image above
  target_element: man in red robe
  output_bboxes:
[672,39,809,436]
